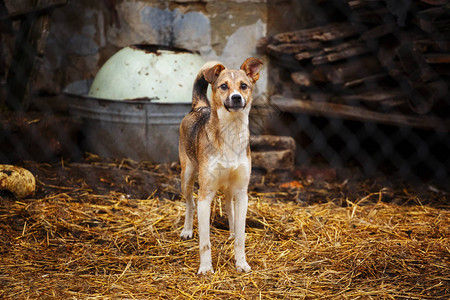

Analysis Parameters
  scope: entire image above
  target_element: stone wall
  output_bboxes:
[4,0,268,102]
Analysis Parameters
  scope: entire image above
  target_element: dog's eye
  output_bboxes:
[240,83,248,90]
[220,84,228,90]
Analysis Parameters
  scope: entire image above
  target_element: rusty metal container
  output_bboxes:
[64,79,191,162]
[63,45,203,163]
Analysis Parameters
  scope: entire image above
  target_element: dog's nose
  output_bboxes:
[225,93,245,111]
[231,94,242,104]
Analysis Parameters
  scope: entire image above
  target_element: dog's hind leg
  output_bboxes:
[224,191,235,240]
[180,161,197,240]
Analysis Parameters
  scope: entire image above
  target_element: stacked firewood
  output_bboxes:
[263,0,450,116]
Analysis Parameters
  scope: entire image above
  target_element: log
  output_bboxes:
[340,89,406,102]
[272,22,360,44]
[271,95,450,131]
[395,43,438,83]
[250,135,295,152]
[251,150,294,171]
[311,55,383,85]
[295,50,324,61]
[250,135,296,172]
[339,90,406,108]
[351,8,391,24]
[406,81,448,114]
[264,1,450,119]
[291,71,312,87]
[431,64,450,76]
[417,6,450,33]
[267,42,322,63]
[424,53,450,64]
[312,43,369,65]
[359,23,398,40]
[294,40,371,65]
[413,38,450,53]
[343,73,388,88]
[267,41,322,54]
[0,165,36,198]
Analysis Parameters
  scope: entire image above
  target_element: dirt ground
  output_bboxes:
[0,156,448,299]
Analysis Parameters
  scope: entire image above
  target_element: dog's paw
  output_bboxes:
[228,233,235,240]
[236,261,251,273]
[197,264,214,275]
[180,229,193,240]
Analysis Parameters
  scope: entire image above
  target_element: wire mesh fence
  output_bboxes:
[0,2,449,299]
[0,0,449,186]
[263,0,450,184]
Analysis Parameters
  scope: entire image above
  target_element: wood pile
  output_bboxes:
[263,0,450,128]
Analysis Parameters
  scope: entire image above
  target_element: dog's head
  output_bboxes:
[203,58,263,112]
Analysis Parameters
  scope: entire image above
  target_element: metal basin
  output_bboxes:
[64,79,191,163]
[63,45,206,163]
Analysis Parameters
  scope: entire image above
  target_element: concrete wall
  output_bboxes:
[9,0,268,102]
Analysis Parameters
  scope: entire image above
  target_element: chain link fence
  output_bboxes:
[1,0,449,187]
[263,0,450,184]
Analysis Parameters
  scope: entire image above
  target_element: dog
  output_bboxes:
[179,57,263,275]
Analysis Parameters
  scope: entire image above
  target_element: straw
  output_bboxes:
[0,159,448,299]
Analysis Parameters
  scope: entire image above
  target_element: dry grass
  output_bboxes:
[0,159,448,299]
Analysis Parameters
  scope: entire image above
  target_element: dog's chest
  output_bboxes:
[207,154,250,190]
[210,150,248,171]
[207,130,250,187]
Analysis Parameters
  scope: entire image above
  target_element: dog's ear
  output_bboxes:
[203,63,225,84]
[240,57,263,82]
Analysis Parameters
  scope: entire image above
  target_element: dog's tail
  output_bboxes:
[191,61,222,110]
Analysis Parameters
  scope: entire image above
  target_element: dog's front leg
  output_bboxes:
[234,189,251,272]
[224,191,235,240]
[197,188,215,275]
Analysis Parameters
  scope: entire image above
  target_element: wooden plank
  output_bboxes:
[267,42,322,54]
[340,90,406,102]
[312,44,369,65]
[424,53,450,64]
[250,135,295,151]
[406,81,448,114]
[291,72,312,87]
[414,38,450,53]
[343,73,388,88]
[273,22,360,44]
[311,55,383,84]
[266,42,322,63]
[360,23,398,40]
[251,150,294,171]
[417,6,450,33]
[271,95,449,131]
[350,8,391,24]
[295,50,324,61]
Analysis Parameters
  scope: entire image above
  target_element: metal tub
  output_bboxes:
[64,80,190,162]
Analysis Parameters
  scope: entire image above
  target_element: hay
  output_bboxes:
[0,159,448,299]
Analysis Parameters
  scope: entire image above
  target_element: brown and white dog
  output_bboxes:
[179,58,263,275]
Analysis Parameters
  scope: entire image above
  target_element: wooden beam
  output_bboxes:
[272,22,360,44]
[271,95,450,131]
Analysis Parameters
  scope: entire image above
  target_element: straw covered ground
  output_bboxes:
[0,156,449,299]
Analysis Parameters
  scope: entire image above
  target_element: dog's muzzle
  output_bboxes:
[225,93,246,111]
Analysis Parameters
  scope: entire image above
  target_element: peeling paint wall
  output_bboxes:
[17,0,268,101]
